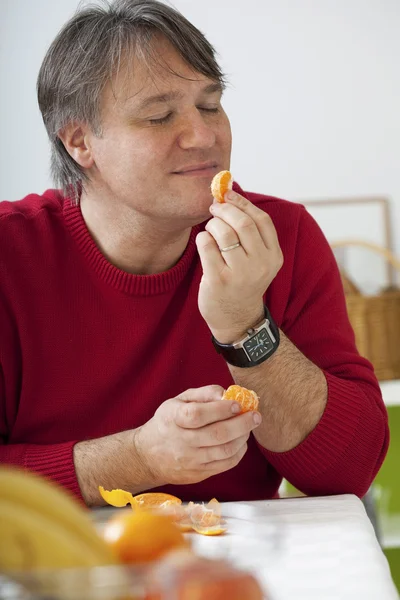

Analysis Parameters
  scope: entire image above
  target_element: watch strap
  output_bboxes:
[211,305,280,368]
[212,342,255,368]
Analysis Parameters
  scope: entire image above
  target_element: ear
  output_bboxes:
[58,122,94,169]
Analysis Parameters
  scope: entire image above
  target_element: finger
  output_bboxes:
[176,385,224,403]
[227,190,281,252]
[211,190,281,253]
[195,230,226,282]
[209,201,265,257]
[175,397,241,430]
[183,410,261,447]
[205,217,240,253]
[198,433,250,464]
[205,216,248,268]
[203,439,248,475]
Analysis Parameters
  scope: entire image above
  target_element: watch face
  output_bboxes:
[243,328,274,362]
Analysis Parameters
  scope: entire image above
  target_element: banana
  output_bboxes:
[0,467,115,569]
[0,498,112,570]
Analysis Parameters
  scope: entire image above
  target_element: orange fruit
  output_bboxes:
[211,170,233,203]
[176,572,264,600]
[102,510,188,564]
[222,385,259,413]
[147,551,264,600]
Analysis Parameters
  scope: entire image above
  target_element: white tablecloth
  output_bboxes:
[189,494,398,600]
[94,494,398,600]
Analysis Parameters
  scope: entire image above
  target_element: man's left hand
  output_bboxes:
[196,190,283,344]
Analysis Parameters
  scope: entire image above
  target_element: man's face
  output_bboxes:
[86,37,232,226]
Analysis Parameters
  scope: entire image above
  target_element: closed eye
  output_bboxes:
[198,107,220,114]
[149,113,173,125]
[149,106,220,126]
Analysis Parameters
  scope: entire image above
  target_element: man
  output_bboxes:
[0,0,388,506]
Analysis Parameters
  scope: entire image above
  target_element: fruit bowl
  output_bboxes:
[1,555,270,600]
[1,563,149,600]
[90,501,282,599]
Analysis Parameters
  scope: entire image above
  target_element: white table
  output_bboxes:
[380,379,400,407]
[188,494,398,600]
[93,494,398,600]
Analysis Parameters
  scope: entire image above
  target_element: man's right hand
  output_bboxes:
[134,384,262,487]
[74,385,261,506]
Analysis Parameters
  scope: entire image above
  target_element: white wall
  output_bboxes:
[1,0,399,283]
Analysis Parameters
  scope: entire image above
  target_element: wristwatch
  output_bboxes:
[211,305,280,368]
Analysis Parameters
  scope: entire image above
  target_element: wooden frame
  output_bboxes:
[300,196,394,286]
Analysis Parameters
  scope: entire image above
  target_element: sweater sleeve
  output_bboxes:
[258,206,389,498]
[0,432,83,502]
[0,299,84,501]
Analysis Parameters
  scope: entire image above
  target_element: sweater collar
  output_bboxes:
[63,181,246,296]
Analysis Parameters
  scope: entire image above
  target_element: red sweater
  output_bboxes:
[0,186,389,502]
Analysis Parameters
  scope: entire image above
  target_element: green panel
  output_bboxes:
[384,548,400,594]
[280,479,302,497]
[374,406,400,515]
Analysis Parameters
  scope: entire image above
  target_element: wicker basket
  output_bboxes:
[332,240,400,382]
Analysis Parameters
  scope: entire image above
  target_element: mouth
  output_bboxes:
[172,161,218,176]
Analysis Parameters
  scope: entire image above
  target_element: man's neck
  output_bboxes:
[80,191,192,275]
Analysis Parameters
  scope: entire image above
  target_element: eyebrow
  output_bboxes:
[134,81,224,112]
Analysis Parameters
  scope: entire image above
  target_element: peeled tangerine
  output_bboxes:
[222,384,259,414]
[211,170,233,203]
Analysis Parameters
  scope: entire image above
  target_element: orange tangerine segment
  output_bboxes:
[222,384,259,414]
[211,170,233,203]
[99,485,135,508]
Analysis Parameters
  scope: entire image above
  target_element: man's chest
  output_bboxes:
[7,278,234,443]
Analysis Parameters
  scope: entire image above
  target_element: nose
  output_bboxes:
[177,110,216,150]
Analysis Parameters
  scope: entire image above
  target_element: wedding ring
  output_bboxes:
[220,242,241,253]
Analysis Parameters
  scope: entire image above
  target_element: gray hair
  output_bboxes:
[37,0,226,202]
